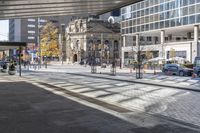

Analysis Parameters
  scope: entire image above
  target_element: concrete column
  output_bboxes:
[194,25,199,42]
[136,34,139,50]
[123,36,126,47]
[192,25,199,62]
[121,36,126,68]
[160,30,165,58]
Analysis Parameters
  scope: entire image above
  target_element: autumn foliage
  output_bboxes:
[40,22,60,57]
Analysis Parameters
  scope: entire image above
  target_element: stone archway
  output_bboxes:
[73,54,78,62]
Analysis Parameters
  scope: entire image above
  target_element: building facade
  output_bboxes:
[121,0,200,67]
[9,16,72,60]
[65,19,121,64]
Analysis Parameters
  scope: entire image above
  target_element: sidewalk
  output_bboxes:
[1,73,199,133]
[27,64,200,92]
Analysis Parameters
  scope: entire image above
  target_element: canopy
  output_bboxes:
[0,0,142,20]
[0,42,27,51]
[148,57,165,62]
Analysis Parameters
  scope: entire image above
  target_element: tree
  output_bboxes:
[40,22,60,58]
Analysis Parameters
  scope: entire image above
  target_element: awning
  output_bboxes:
[0,42,27,50]
[0,0,142,20]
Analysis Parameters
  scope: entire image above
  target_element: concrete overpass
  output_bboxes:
[0,0,143,19]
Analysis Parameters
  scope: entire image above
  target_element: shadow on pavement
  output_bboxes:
[0,81,199,133]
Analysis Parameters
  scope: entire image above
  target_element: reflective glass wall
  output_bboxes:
[121,0,200,34]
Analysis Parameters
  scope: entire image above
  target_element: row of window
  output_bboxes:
[122,11,200,28]
[122,15,200,34]
[121,0,200,14]
[122,4,200,21]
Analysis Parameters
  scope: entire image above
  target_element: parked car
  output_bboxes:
[193,56,200,77]
[162,64,193,76]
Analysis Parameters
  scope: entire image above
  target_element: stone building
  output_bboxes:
[65,19,121,64]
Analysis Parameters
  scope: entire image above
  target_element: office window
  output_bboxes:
[182,17,188,25]
[197,0,200,3]
[160,21,164,28]
[145,24,149,31]
[137,26,140,32]
[141,17,145,24]
[182,0,188,6]
[165,20,170,28]
[141,25,145,31]
[145,16,149,23]
[150,15,154,22]
[150,7,154,14]
[137,18,141,25]
[145,8,149,15]
[160,12,165,20]
[176,18,182,26]
[133,19,136,26]
[28,24,35,28]
[150,23,154,30]
[28,36,35,40]
[165,2,170,10]
[189,5,195,15]
[132,12,136,18]
[160,4,164,11]
[196,4,200,13]
[141,10,145,16]
[170,19,176,27]
[165,11,170,19]
[154,6,159,13]
[196,14,200,23]
[137,3,141,10]
[28,19,35,22]
[189,15,195,24]
[132,27,136,33]
[131,5,136,11]
[181,7,188,16]
[189,0,195,5]
[28,31,35,34]
[155,22,159,29]
[137,11,141,17]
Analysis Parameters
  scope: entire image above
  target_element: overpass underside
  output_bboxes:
[0,0,142,19]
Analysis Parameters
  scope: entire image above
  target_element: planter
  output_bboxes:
[1,69,7,73]
[8,70,16,75]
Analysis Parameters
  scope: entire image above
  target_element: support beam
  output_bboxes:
[160,30,165,58]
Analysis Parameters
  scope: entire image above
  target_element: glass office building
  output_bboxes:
[121,0,200,34]
[121,0,200,67]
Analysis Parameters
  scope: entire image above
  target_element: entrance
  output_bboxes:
[73,54,78,62]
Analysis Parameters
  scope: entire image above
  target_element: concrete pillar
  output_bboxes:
[121,36,126,68]
[192,25,199,62]
[136,34,139,50]
[160,30,165,58]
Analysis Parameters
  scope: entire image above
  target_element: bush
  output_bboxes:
[9,64,16,71]
[183,64,193,69]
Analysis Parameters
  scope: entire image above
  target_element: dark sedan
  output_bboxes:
[162,64,193,76]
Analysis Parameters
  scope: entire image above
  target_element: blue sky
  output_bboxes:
[0,20,9,41]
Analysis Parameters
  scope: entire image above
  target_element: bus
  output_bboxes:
[194,56,200,77]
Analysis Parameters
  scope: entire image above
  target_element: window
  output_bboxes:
[189,0,195,5]
[181,7,188,16]
[189,15,195,24]
[28,36,35,40]
[28,31,35,34]
[182,16,188,25]
[28,19,35,22]
[160,21,164,28]
[165,20,170,28]
[28,24,35,28]
[189,5,195,15]
[170,19,176,27]
[176,18,182,26]
[196,14,200,23]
